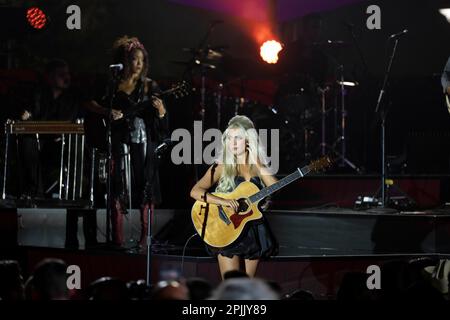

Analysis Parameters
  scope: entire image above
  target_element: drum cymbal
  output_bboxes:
[170,60,218,70]
[182,46,228,60]
[313,40,350,47]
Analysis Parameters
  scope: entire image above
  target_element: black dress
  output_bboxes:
[109,79,169,206]
[206,176,279,260]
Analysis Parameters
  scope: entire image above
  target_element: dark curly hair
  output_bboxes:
[112,35,149,81]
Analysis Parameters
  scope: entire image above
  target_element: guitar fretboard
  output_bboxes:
[249,165,311,203]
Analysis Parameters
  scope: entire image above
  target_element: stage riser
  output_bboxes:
[4,208,450,257]
[266,212,450,255]
[0,208,18,247]
[272,178,444,209]
[154,209,450,256]
[15,208,177,249]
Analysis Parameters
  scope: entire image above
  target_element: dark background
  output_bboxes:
[1,0,450,208]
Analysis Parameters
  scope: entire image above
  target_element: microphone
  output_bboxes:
[155,138,174,155]
[109,63,124,71]
[389,29,408,39]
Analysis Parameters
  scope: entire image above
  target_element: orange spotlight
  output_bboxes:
[260,40,282,64]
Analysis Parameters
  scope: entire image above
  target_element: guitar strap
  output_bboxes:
[200,163,218,241]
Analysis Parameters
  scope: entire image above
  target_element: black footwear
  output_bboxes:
[126,244,147,254]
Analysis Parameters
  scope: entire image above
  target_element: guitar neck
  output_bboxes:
[249,165,311,203]
[120,85,185,118]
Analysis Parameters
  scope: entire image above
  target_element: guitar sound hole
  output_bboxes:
[237,198,249,213]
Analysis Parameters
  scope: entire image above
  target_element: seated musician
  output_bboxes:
[190,115,278,279]
[18,59,81,199]
[82,36,169,249]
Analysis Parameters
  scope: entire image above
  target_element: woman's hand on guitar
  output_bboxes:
[221,199,240,212]
[152,96,166,117]
[21,110,31,121]
[111,109,123,120]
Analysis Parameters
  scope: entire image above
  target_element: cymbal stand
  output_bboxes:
[331,64,361,172]
[216,83,223,129]
[319,86,330,156]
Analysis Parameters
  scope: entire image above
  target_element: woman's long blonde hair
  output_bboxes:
[215,115,270,192]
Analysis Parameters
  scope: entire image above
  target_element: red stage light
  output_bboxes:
[26,7,47,29]
[260,40,282,64]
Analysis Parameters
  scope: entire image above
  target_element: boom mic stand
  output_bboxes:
[146,139,171,286]
[371,32,407,212]
[105,67,121,245]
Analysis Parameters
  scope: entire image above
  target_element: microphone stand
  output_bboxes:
[146,142,166,286]
[105,68,120,244]
[373,36,402,211]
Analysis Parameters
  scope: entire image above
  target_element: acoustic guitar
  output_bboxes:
[191,156,333,248]
[113,81,189,123]
[84,81,189,151]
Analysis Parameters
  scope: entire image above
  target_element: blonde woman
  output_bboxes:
[190,115,278,279]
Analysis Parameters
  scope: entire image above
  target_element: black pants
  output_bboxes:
[112,142,149,208]
[18,135,63,197]
[17,136,42,196]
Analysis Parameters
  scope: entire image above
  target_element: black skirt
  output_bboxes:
[205,217,278,260]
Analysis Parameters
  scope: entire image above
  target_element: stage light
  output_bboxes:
[26,7,47,29]
[260,40,282,64]
[439,8,450,23]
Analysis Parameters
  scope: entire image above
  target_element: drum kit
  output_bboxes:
[173,32,362,174]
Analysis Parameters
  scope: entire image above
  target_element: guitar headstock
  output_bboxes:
[308,156,333,173]
[165,81,191,99]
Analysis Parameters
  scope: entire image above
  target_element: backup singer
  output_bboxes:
[83,36,169,249]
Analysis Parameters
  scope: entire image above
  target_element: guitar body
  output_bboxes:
[191,181,263,248]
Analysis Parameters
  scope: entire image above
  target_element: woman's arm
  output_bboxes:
[190,164,239,212]
[82,100,123,120]
[254,163,278,211]
[256,163,278,187]
[144,79,169,140]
